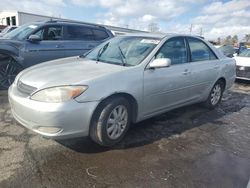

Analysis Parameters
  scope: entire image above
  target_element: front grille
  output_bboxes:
[17,80,37,95]
[236,66,250,79]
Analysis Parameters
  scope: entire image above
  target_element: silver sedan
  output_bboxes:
[8,34,236,146]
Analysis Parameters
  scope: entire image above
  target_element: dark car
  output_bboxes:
[0,20,113,89]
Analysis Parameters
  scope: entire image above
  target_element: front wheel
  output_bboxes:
[204,80,224,109]
[0,55,22,89]
[90,97,131,146]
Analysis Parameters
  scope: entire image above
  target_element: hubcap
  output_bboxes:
[106,105,128,140]
[0,57,20,89]
[211,84,221,105]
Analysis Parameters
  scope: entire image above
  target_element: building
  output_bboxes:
[0,10,47,26]
[0,10,147,35]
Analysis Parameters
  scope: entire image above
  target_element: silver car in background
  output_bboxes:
[8,34,236,146]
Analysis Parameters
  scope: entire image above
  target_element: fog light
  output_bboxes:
[37,127,62,134]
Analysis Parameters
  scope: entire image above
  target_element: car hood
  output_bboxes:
[0,39,23,49]
[234,56,250,67]
[18,56,127,89]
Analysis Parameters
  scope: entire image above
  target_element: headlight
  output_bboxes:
[30,86,88,103]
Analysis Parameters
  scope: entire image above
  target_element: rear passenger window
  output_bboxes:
[92,29,109,40]
[66,25,94,40]
[187,37,217,62]
[155,37,187,65]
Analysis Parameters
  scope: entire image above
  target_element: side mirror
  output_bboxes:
[28,35,41,42]
[149,58,171,69]
[226,53,234,58]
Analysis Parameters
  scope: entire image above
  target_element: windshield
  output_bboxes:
[219,45,234,53]
[3,23,40,40]
[239,49,250,57]
[85,36,160,66]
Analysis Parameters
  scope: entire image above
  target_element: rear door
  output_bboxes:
[186,37,220,99]
[63,25,110,57]
[24,25,66,67]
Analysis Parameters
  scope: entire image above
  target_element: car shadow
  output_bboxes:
[57,89,249,153]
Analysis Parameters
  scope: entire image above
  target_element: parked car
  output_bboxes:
[238,43,247,54]
[0,20,113,89]
[234,48,250,80]
[234,47,239,54]
[8,34,236,146]
[218,44,235,58]
[0,26,18,37]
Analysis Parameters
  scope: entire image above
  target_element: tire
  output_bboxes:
[90,97,132,146]
[204,80,225,109]
[0,55,22,90]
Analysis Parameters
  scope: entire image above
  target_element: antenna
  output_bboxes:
[189,24,193,34]
[199,27,203,36]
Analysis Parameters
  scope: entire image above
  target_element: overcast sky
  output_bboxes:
[1,0,250,40]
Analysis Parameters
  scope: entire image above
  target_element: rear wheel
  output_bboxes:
[0,55,22,89]
[204,80,225,109]
[90,97,131,146]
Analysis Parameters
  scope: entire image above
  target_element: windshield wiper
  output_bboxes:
[96,42,110,62]
[79,54,86,58]
[118,45,127,66]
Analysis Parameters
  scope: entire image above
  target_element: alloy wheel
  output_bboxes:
[0,56,21,89]
[106,105,128,140]
[211,84,222,105]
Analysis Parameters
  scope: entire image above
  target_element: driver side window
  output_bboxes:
[33,26,63,40]
[155,37,187,65]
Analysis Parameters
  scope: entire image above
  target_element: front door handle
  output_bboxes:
[88,45,95,48]
[182,69,191,75]
[214,66,220,69]
[56,44,64,48]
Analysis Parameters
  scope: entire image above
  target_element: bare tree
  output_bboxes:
[232,35,238,46]
[217,37,221,45]
[224,35,232,45]
[148,22,160,33]
[232,35,238,42]
[244,34,250,42]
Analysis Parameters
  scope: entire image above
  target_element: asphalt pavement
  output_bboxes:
[0,81,250,188]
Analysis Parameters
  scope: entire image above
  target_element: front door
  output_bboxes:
[143,37,194,117]
[24,25,66,67]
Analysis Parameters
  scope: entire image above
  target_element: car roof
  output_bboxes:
[47,21,106,29]
[26,22,203,39]
[123,33,166,39]
[123,33,204,40]
[29,20,106,30]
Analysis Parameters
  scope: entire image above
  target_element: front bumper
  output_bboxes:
[236,66,250,80]
[8,85,99,139]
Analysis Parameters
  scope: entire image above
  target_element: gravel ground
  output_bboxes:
[0,81,250,188]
